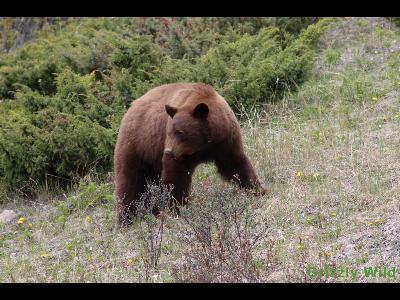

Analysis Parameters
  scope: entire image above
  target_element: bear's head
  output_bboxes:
[164,103,211,160]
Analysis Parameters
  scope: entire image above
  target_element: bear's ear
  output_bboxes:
[165,105,177,118]
[193,103,209,119]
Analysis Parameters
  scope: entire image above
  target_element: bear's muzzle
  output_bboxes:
[164,148,177,160]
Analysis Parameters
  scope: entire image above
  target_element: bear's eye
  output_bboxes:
[175,129,187,141]
[175,130,184,136]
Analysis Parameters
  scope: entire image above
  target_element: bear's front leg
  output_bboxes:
[161,154,195,214]
[215,149,267,195]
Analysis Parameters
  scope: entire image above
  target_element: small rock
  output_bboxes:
[0,209,18,224]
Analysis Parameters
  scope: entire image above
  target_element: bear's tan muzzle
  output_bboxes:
[164,148,177,160]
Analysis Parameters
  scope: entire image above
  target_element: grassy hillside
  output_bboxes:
[1,17,400,282]
[0,17,326,193]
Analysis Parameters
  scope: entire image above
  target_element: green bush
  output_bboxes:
[0,109,115,191]
[0,17,331,193]
[0,70,118,191]
[140,18,332,111]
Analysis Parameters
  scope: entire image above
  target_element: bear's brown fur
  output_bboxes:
[114,82,265,226]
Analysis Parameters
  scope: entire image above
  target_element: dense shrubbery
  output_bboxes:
[0,70,118,190]
[0,17,332,192]
[134,19,332,110]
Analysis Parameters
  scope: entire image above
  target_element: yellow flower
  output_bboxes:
[330,212,337,217]
[85,215,92,223]
[296,244,304,250]
[127,258,134,266]
[18,216,25,225]
[325,250,333,257]
[367,218,385,227]
[28,223,33,229]
[371,96,378,101]
[295,171,302,178]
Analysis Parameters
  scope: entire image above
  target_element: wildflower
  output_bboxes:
[18,216,25,225]
[85,215,92,223]
[371,96,378,101]
[296,243,304,250]
[330,212,337,217]
[325,250,333,257]
[295,171,302,178]
[127,258,134,266]
[367,218,385,227]
[28,223,33,229]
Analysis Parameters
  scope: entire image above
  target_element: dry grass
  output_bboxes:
[1,17,400,282]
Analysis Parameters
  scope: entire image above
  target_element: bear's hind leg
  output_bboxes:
[116,169,147,227]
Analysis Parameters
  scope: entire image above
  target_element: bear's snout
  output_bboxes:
[164,148,177,160]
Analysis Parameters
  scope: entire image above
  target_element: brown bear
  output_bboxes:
[114,82,265,226]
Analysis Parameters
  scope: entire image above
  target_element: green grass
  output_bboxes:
[1,17,400,282]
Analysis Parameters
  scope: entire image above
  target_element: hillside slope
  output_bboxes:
[0,17,326,192]
[0,17,399,282]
